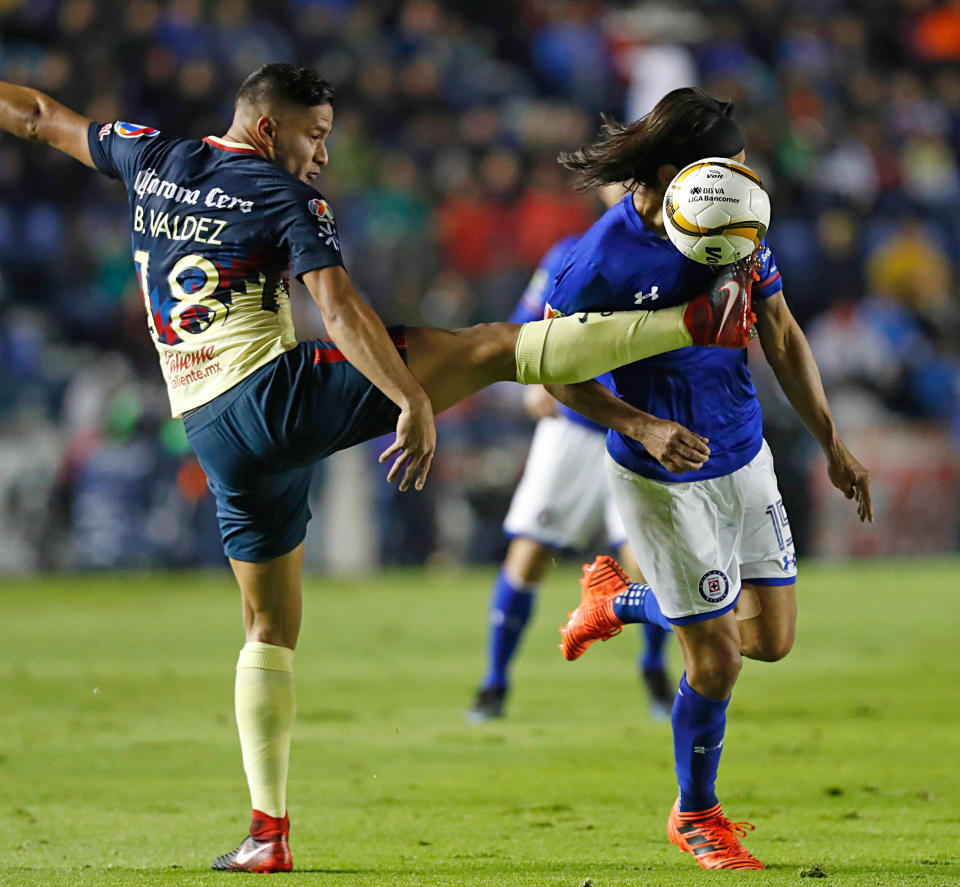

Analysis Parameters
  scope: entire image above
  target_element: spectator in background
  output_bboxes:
[0,0,959,568]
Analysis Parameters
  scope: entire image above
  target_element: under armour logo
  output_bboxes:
[782,553,797,571]
[633,285,660,305]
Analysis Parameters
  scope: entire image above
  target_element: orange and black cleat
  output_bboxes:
[683,252,761,349]
[212,810,292,873]
[667,799,764,870]
[559,555,629,661]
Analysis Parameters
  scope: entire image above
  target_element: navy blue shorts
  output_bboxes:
[183,331,406,562]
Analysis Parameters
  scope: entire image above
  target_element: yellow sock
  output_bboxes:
[514,305,692,384]
[235,642,295,818]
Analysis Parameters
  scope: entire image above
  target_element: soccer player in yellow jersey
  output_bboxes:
[0,63,758,871]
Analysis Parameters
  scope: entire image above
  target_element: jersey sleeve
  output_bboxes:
[87,120,162,187]
[753,241,783,301]
[275,189,345,279]
[545,258,615,317]
[511,266,551,323]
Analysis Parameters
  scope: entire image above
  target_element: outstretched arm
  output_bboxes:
[0,81,94,167]
[544,381,711,474]
[754,291,872,522]
[303,265,436,491]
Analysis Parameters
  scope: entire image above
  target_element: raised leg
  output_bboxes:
[404,323,519,414]
[403,303,695,413]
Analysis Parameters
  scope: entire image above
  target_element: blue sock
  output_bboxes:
[480,568,535,690]
[613,583,673,632]
[639,623,669,673]
[673,673,729,812]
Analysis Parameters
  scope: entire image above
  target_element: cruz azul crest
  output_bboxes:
[698,570,731,604]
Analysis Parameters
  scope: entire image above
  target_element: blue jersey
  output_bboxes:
[87,121,344,416]
[546,194,783,483]
[510,234,611,434]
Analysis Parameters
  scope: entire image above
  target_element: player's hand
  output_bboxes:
[826,441,872,522]
[380,397,437,492]
[634,418,710,474]
[523,385,557,420]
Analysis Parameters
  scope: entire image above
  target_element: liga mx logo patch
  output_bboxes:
[698,570,730,604]
[308,198,340,251]
[113,121,159,139]
[308,198,334,222]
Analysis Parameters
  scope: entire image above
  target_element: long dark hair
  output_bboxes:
[560,88,740,190]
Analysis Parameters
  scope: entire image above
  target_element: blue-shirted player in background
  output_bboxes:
[0,67,760,872]
[551,88,872,870]
[468,197,714,723]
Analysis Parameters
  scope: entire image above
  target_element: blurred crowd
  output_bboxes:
[1,0,959,570]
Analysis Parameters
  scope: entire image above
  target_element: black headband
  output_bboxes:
[673,114,745,170]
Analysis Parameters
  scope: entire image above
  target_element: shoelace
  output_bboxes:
[691,814,757,855]
[582,558,630,588]
[562,559,628,652]
[578,562,627,637]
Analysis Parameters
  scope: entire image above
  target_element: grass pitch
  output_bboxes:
[2,558,959,886]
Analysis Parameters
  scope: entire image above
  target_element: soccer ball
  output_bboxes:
[662,157,770,266]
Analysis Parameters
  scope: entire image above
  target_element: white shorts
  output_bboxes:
[605,440,797,624]
[503,416,626,551]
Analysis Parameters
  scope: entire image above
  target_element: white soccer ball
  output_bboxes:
[662,157,770,266]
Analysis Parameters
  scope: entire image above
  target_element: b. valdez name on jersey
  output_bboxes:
[88,123,344,416]
[134,204,229,246]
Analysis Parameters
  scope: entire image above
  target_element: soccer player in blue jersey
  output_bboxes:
[552,88,873,870]
[467,217,709,723]
[0,66,758,872]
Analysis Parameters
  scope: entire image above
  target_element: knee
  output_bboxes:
[743,625,795,662]
[686,644,742,699]
[242,601,300,649]
[246,617,297,649]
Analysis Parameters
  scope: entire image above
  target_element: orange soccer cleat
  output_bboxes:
[559,555,629,661]
[683,252,761,349]
[667,799,764,870]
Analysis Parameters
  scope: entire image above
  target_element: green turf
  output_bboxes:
[1,558,959,886]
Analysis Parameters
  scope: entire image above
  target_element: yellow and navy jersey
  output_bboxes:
[87,120,344,416]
